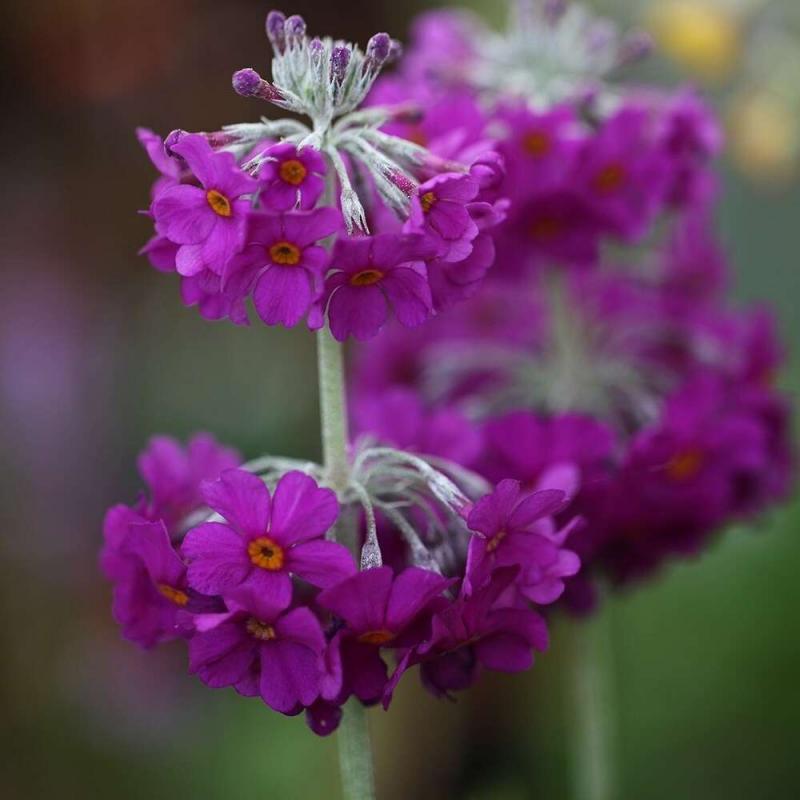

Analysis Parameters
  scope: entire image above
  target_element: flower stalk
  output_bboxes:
[568,602,616,800]
[315,325,376,799]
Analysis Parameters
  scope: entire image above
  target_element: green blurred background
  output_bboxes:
[0,0,797,797]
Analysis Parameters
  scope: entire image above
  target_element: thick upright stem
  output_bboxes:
[317,325,351,495]
[315,325,376,800]
[337,699,377,800]
[568,607,616,800]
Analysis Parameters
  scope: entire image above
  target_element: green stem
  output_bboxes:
[568,606,616,800]
[315,326,376,800]
[337,699,377,800]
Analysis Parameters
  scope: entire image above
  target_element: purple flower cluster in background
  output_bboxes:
[352,5,795,612]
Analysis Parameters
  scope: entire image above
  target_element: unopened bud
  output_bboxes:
[265,10,286,53]
[232,68,284,102]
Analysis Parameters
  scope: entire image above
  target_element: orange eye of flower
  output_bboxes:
[247,536,285,570]
[157,584,190,606]
[485,530,507,553]
[523,131,552,157]
[349,269,384,286]
[247,618,277,641]
[269,241,301,265]
[206,189,233,217]
[420,191,437,213]
[279,159,308,186]
[530,216,563,240]
[592,163,627,194]
[666,448,705,482]
[358,629,395,645]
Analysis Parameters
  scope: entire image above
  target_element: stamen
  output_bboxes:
[530,216,563,240]
[485,530,507,553]
[420,191,437,213]
[247,536,285,569]
[206,189,233,217]
[157,584,190,606]
[269,241,302,265]
[523,130,552,157]
[247,618,277,641]
[592,163,627,194]
[357,629,395,645]
[279,159,308,186]
[350,269,384,286]
[665,449,704,482]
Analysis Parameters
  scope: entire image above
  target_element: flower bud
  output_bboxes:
[265,10,286,53]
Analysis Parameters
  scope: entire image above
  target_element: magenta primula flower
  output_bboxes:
[104,517,220,649]
[181,267,251,326]
[317,566,454,703]
[189,585,328,713]
[137,127,182,196]
[182,469,354,608]
[321,233,437,341]
[410,172,480,262]
[258,142,326,211]
[152,134,257,277]
[465,479,582,604]
[225,208,340,327]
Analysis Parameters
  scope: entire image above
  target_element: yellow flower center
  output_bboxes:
[349,269,384,287]
[523,131,552,157]
[206,189,233,217]
[485,530,507,553]
[592,163,627,194]
[247,618,277,641]
[269,241,301,265]
[420,191,437,213]
[247,536,285,570]
[157,584,189,606]
[279,159,308,186]
[665,448,705,482]
[358,629,395,645]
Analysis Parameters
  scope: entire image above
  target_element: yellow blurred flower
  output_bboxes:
[728,89,799,183]
[647,0,741,83]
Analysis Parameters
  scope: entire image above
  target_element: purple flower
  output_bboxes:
[399,568,549,701]
[137,128,182,196]
[151,134,257,277]
[465,479,580,603]
[410,173,479,261]
[225,208,340,327]
[353,387,482,466]
[574,106,669,240]
[182,470,353,609]
[322,234,437,341]
[104,517,219,649]
[258,142,326,211]
[317,566,454,702]
[189,586,327,713]
[140,235,179,274]
[180,267,251,326]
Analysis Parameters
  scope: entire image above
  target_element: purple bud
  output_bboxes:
[331,46,351,83]
[164,129,186,156]
[366,32,391,66]
[385,169,416,197]
[232,68,283,103]
[587,21,616,53]
[285,14,306,47]
[266,10,286,53]
[619,31,653,66]
[309,37,324,56]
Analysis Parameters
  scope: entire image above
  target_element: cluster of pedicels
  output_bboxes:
[104,9,581,736]
[353,0,795,611]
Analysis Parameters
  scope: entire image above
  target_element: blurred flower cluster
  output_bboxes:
[608,0,800,184]
[102,1,794,740]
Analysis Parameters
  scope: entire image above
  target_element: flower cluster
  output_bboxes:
[102,433,580,733]
[352,2,794,612]
[138,10,505,340]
